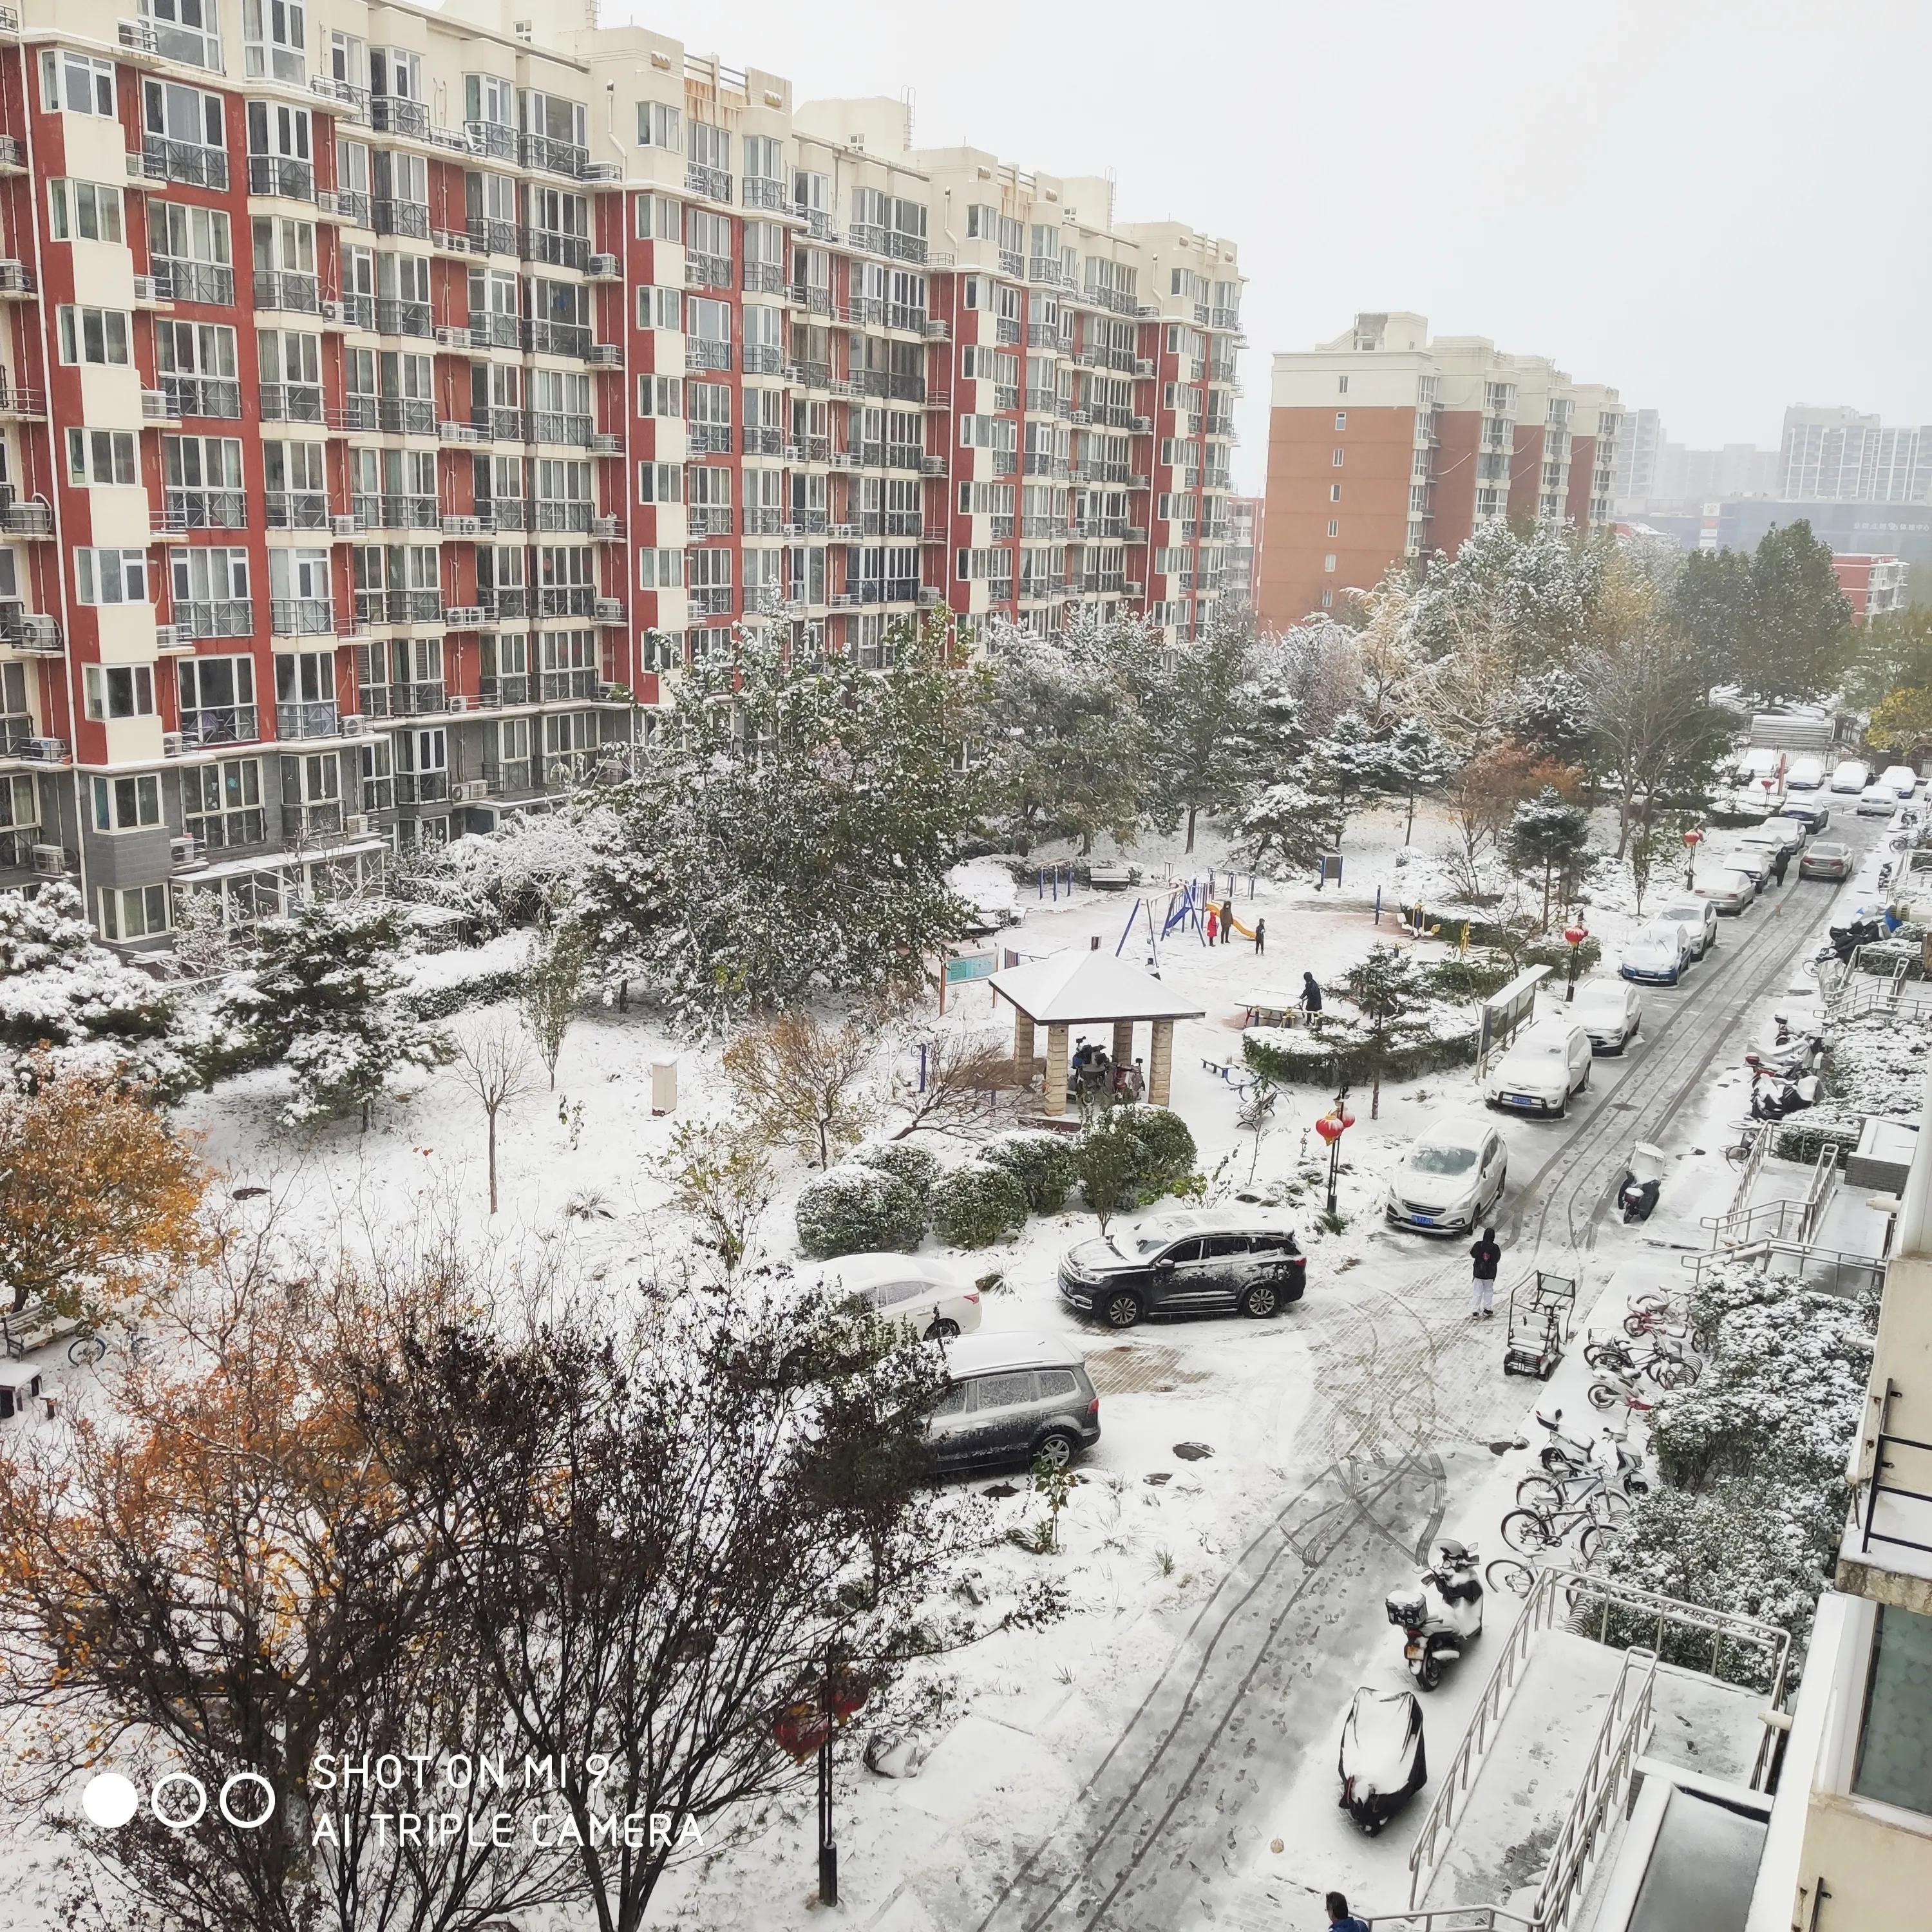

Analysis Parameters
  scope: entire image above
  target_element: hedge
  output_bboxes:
[930,1162,1030,1249]
[984,1131,1075,1213]
[795,1169,928,1260]
[1244,1025,1479,1090]
[855,1141,942,1199]
[1118,1104,1197,1191]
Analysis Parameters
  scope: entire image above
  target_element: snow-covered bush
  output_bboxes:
[795,1168,927,1260]
[1118,1105,1198,1193]
[929,1162,1028,1250]
[984,1131,1075,1213]
[854,1141,941,1200]
[0,883,188,1096]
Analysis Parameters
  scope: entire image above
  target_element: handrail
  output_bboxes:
[1859,1423,1932,1559]
[1532,1651,1657,1932]
[1797,1139,1844,1245]
[1681,1234,1886,1303]
[1725,1120,1771,1218]
[1369,1913,1538,1932]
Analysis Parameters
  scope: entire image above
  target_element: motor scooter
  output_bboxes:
[1530,1406,1647,1492]
[1385,1540,1484,1691]
[1337,1686,1426,1835]
[1750,1073,1821,1121]
[1617,1141,1665,1224]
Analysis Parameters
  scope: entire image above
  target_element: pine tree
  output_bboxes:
[222,898,451,1130]
[1742,520,1853,705]
[1503,788,1595,930]
[1144,616,1256,851]
[1341,945,1435,1119]
[1382,715,1455,844]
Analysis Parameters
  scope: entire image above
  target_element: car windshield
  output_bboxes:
[1410,1142,1478,1175]
[1638,926,1676,947]
[1130,1227,1175,1256]
[1659,907,1698,922]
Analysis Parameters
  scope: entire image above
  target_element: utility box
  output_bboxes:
[650,1059,677,1116]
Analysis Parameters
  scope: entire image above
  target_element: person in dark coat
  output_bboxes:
[1300,971,1323,1016]
[1253,916,1266,956]
[1221,899,1234,943]
[1469,1226,1502,1318]
[1771,845,1790,886]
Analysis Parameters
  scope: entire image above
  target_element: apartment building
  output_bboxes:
[1780,404,1932,506]
[0,1,1242,951]
[1226,493,1261,611]
[1258,311,1620,627]
[1832,552,1909,623]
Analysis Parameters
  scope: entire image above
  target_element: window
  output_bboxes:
[971,1371,1036,1412]
[145,79,226,151]
[638,285,680,332]
[184,757,265,848]
[244,0,308,82]
[42,50,115,117]
[466,72,513,127]
[636,374,682,419]
[637,462,681,505]
[99,886,171,942]
[687,296,730,343]
[66,430,138,487]
[637,548,683,589]
[57,307,130,366]
[1323,554,1337,573]
[1328,520,1339,538]
[1338,375,1349,394]
[1332,448,1344,466]
[49,180,124,244]
[743,133,783,183]
[91,773,163,831]
[77,551,150,606]
[690,122,729,172]
[1331,484,1341,503]
[633,193,680,242]
[1854,1605,1932,1814]
[1321,589,1333,609]
[637,100,681,150]
[1335,412,1347,430]
[84,663,157,719]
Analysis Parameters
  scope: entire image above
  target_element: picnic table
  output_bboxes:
[1241,992,1301,1029]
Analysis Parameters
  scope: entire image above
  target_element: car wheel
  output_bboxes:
[1032,1430,1079,1472]
[1240,1282,1280,1318]
[1101,1289,1142,1330]
[923,1318,961,1341]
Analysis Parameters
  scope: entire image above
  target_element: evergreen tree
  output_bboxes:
[1306,710,1400,846]
[1741,520,1853,705]
[1665,547,1752,689]
[1503,667,1596,769]
[1340,945,1435,1119]
[222,898,451,1129]
[1844,605,1932,710]
[1235,777,1334,876]
[1382,715,1455,843]
[1503,788,1594,930]
[1144,616,1256,851]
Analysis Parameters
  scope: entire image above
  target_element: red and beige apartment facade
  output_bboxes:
[1258,310,1619,629]
[0,0,1244,949]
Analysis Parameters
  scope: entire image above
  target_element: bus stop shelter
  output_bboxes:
[990,949,1206,1115]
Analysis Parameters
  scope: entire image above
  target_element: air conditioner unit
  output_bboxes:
[336,715,366,737]
[319,299,342,321]
[168,835,204,869]
[435,325,468,348]
[586,345,621,367]
[452,778,489,802]
[587,252,619,278]
[593,599,624,622]
[1135,359,1155,378]
[591,516,618,538]
[153,624,182,650]
[917,587,942,607]
[21,738,66,762]
[342,813,370,835]
[330,515,357,536]
[444,605,486,627]
[131,274,159,302]
[440,514,481,536]
[32,844,68,875]
[445,694,473,713]
[466,802,503,833]
[315,189,337,214]
[161,731,185,757]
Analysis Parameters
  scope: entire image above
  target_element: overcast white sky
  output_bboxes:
[604,0,1931,493]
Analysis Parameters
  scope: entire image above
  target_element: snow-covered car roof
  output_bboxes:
[1404,1113,1492,1150]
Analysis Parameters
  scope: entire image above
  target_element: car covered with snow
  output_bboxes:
[1879,764,1920,799]
[1829,758,1873,795]
[1385,1114,1508,1235]
[1797,840,1854,881]
[923,1331,1101,1473]
[1483,1014,1593,1117]
[797,1253,985,1340]
[1784,755,1826,791]
[1734,747,1783,788]
[1712,842,1772,893]
[1056,1209,1305,1329]
[1780,795,1833,831]
[946,861,1025,934]
[1620,921,1694,986]
[1755,815,1809,858]
[1574,978,1643,1052]
[1654,898,1718,958]
[1694,867,1756,915]
[1858,782,1899,818]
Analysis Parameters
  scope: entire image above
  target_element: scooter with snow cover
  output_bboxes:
[1386,1540,1484,1692]
[1750,1073,1821,1122]
[1337,1685,1427,1835]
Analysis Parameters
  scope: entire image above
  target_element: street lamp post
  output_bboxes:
[1562,922,1589,1003]
[1313,1090,1355,1214]
[772,1648,871,1906]
[1682,828,1703,891]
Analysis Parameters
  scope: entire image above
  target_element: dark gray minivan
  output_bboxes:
[924,1332,1101,1473]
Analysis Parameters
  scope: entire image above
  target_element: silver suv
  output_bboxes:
[923,1332,1101,1472]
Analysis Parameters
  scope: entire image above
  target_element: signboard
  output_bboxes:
[944,952,998,985]
[1316,852,1343,888]
[1477,964,1551,1072]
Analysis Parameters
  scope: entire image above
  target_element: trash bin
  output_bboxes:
[650,1060,677,1116]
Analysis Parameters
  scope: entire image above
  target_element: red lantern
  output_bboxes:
[1682,829,1703,849]
[828,1667,871,1722]
[1314,1109,1354,1143]
[772,1701,831,1763]
[1563,924,1588,947]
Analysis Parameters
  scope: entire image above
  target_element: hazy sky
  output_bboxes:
[603,0,1931,492]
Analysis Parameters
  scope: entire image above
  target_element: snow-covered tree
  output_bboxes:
[1143,616,1258,851]
[1235,777,1333,877]
[1502,666,1596,769]
[1340,945,1437,1118]
[1503,788,1595,929]
[220,898,451,1129]
[0,882,187,1095]
[401,804,610,934]
[1382,715,1455,844]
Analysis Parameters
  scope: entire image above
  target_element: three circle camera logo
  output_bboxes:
[82,1769,276,1832]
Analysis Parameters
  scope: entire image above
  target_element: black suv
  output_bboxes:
[1056,1210,1307,1329]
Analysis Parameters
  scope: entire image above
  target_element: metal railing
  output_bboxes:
[153,258,234,305]
[1857,1379,1932,1559]
[1681,1233,1886,1302]
[270,599,334,636]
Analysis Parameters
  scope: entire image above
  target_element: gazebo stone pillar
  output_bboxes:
[1013,1009,1036,1068]
[1148,1019,1175,1106]
[1043,1022,1071,1115]
[1112,1018,1134,1066]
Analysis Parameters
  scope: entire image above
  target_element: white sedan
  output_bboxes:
[1879,764,1920,799]
[797,1254,984,1340]
[1573,979,1643,1054]
[1858,782,1899,818]
[1385,1114,1508,1235]
[1620,921,1694,985]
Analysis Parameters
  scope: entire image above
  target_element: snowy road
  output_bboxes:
[956,834,1880,1932]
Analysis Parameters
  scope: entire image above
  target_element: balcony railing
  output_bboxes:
[688,339,733,372]
[688,424,733,455]
[164,488,247,529]
[743,176,788,212]
[142,138,229,192]
[152,258,234,306]
[374,297,433,339]
[478,589,528,620]
[687,585,734,618]
[790,283,833,316]
[174,598,253,639]
[164,374,243,419]
[264,491,328,531]
[537,586,597,617]
[397,770,450,804]
[484,757,533,793]
[254,268,323,314]
[687,505,734,538]
[530,230,590,272]
[540,668,599,701]
[525,319,590,358]
[178,704,260,746]
[354,589,442,625]
[534,501,593,535]
[467,215,520,259]
[526,411,594,448]
[521,133,587,180]
[685,251,733,290]
[479,677,529,710]
[685,161,732,202]
[259,381,325,423]
[373,198,431,240]
[269,598,334,636]
[247,155,314,202]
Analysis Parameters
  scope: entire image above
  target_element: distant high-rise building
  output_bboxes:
[1613,407,1664,510]
[1615,410,1776,515]
[1259,312,1620,626]
[1226,497,1263,612]
[1778,406,1932,504]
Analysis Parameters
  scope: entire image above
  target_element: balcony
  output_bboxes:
[269,598,334,636]
[355,495,438,532]
[478,678,529,711]
[396,770,450,804]
[464,120,517,163]
[687,585,735,618]
[141,137,229,192]
[153,258,234,306]
[741,261,786,297]
[468,311,522,351]
[520,133,587,180]
[484,756,533,793]
[373,198,431,240]
[538,586,597,618]
[467,215,520,260]
[539,668,599,702]
[253,269,324,316]
[790,282,834,317]
[743,176,788,213]
[688,505,734,538]
[370,93,431,140]
[478,589,528,620]
[0,606,59,651]
[355,589,442,626]
[264,491,328,531]
[374,298,433,339]
[684,252,733,290]
[478,499,531,533]
[247,155,314,202]
[524,318,590,359]
[174,598,253,639]
[164,488,247,530]
[356,397,437,437]
[535,500,593,534]
[259,381,325,424]
[164,374,243,419]
[688,424,733,455]
[178,704,260,747]
[685,161,732,203]
[526,412,593,449]
[331,189,372,229]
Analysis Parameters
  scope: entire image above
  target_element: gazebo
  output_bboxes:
[990,947,1207,1115]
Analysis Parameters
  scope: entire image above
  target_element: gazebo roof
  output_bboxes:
[990,948,1207,1025]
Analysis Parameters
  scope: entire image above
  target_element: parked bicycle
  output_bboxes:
[1623,1304,1713,1354]
[1514,1463,1634,1523]
[1499,1490,1623,1561]
[68,1326,156,1368]
[1584,1332,1701,1388]
[1587,1368,1662,1417]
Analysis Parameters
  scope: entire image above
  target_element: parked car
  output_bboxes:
[1620,921,1694,986]
[1695,867,1756,916]
[799,1253,984,1340]
[1734,747,1784,788]
[1784,755,1826,791]
[1483,1014,1593,1117]
[923,1332,1101,1473]
[1654,898,1719,958]
[1781,796,1833,831]
[1756,815,1810,858]
[1829,758,1873,795]
[1056,1209,1306,1330]
[1732,831,1790,876]
[1385,1114,1508,1234]
[1574,978,1643,1052]
[1879,764,1920,799]
[1713,843,1772,893]
[1858,782,1899,818]
[1798,840,1855,882]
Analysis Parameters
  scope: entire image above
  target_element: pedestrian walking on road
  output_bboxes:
[1301,970,1323,1016]
[1326,1893,1370,1932]
[1771,846,1790,886]
[1469,1226,1502,1319]
[1253,916,1266,956]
